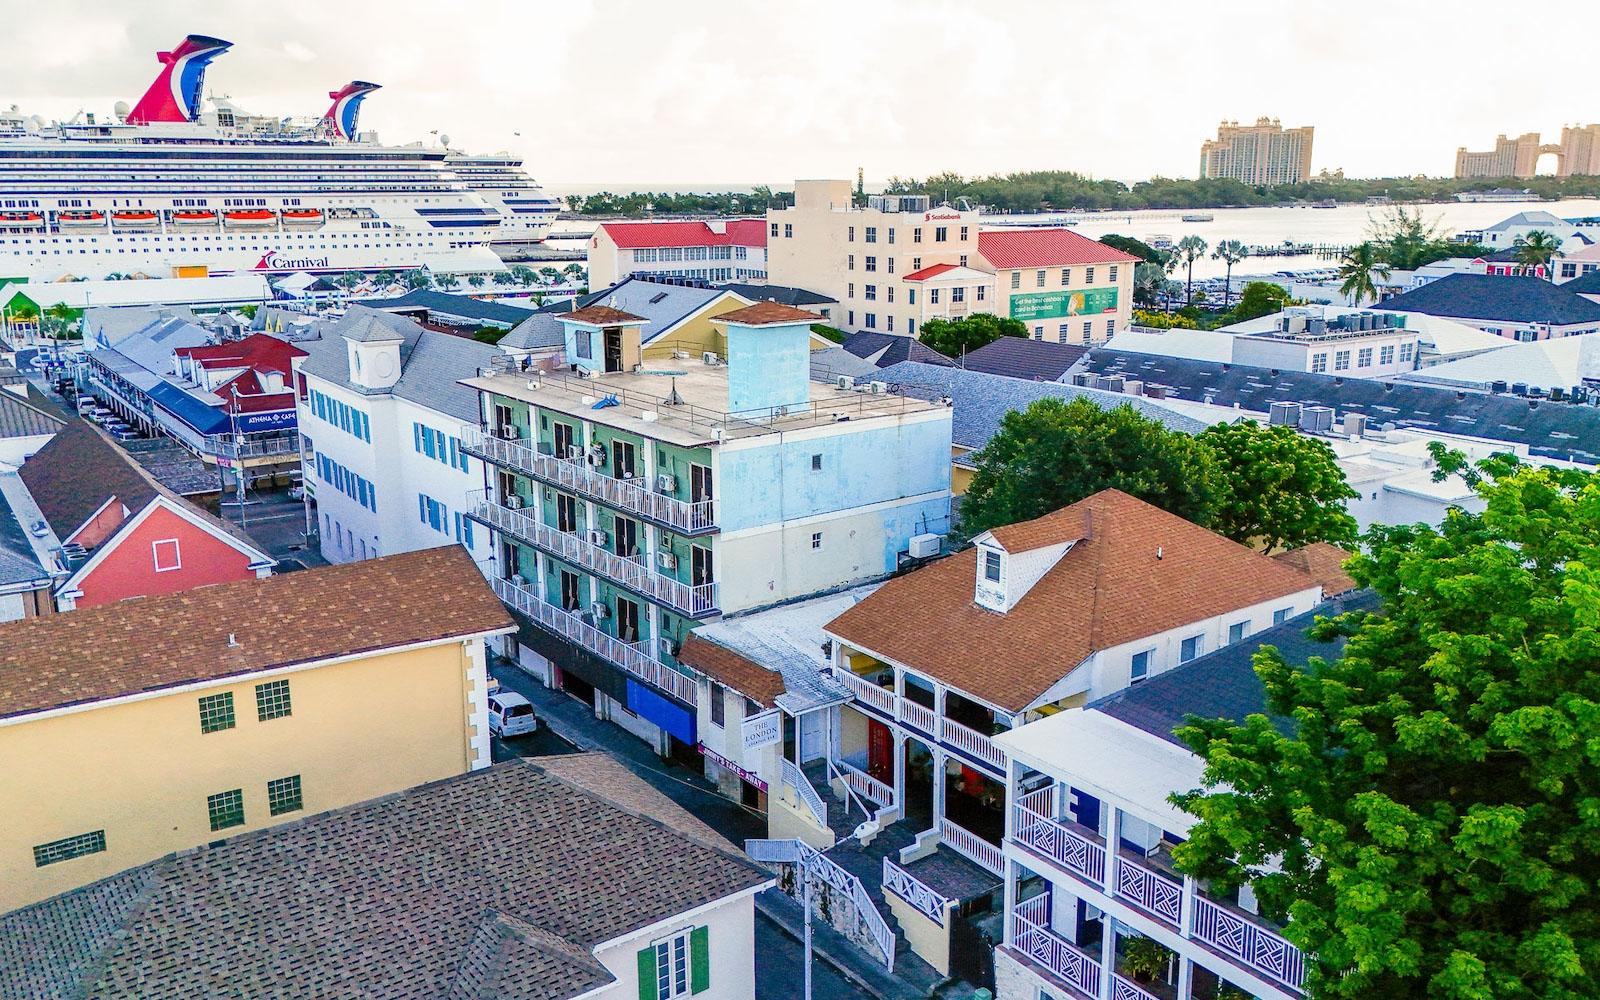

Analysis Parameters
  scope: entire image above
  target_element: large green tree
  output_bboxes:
[1172,459,1600,1000]
[957,397,1218,538]
[917,312,1027,358]
[1336,242,1390,305]
[1513,230,1564,278]
[1224,281,1294,324]
[1198,420,1357,552]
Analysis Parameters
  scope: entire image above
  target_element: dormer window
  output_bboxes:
[975,545,1006,612]
[982,549,1002,583]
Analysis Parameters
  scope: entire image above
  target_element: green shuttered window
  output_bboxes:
[637,925,709,999]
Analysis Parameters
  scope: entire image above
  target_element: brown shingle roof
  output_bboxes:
[0,546,513,721]
[1271,542,1357,596]
[826,490,1322,712]
[19,420,158,540]
[677,633,787,709]
[711,300,820,326]
[0,759,771,1000]
[563,304,646,325]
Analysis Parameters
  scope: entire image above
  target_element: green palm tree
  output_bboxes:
[467,273,486,289]
[1211,239,1248,308]
[492,272,515,287]
[435,273,462,292]
[405,269,433,290]
[1337,242,1390,306]
[536,267,560,286]
[1175,235,1208,308]
[1512,230,1563,279]
[373,270,397,288]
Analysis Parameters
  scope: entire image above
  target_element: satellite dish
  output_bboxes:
[113,100,130,122]
[439,133,451,148]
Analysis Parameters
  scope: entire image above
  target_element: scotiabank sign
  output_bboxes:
[924,211,961,221]
[254,250,331,271]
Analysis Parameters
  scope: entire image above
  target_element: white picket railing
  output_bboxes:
[1191,895,1306,992]
[831,668,896,715]
[1014,798,1108,887]
[782,759,829,831]
[1112,973,1164,1000]
[836,759,894,808]
[899,697,938,735]
[1115,853,1183,928]
[830,669,1007,775]
[490,576,697,703]
[939,715,1007,771]
[1011,893,1103,998]
[462,426,715,533]
[939,818,1004,875]
[744,837,895,972]
[882,858,950,926]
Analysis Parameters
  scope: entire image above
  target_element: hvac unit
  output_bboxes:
[1511,382,1528,396]
[907,533,942,559]
[657,549,678,571]
[1071,372,1096,387]
[585,528,609,547]
[836,374,854,390]
[1097,375,1124,392]
[702,351,722,366]
[1299,405,1335,434]
[497,426,519,440]
[586,444,607,466]
[589,601,610,621]
[1342,413,1368,438]
[565,445,584,460]
[1268,401,1302,426]
[504,495,524,510]
[655,473,678,493]
[536,440,554,456]
[869,380,888,394]
[1143,384,1168,399]
[1122,380,1143,396]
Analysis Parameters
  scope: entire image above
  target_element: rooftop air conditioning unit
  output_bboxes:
[836,374,854,390]
[1299,405,1335,434]
[907,533,941,559]
[585,527,608,546]
[702,351,722,366]
[504,495,523,510]
[656,473,677,493]
[657,549,678,571]
[1097,375,1124,392]
[1268,401,1301,426]
[1071,372,1095,387]
[1122,380,1143,396]
[589,601,609,621]
[1143,384,1168,399]
[869,380,888,394]
[1343,413,1368,439]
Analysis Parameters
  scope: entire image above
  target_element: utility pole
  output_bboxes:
[801,854,813,1000]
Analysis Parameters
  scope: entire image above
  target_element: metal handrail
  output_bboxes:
[781,759,828,830]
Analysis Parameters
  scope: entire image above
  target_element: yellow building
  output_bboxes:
[975,229,1138,345]
[0,545,513,912]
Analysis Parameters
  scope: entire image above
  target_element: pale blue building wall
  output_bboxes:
[725,321,812,414]
[563,324,603,373]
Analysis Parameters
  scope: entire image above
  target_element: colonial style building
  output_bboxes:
[588,218,769,289]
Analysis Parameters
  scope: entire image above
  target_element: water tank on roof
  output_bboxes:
[1299,405,1335,434]
[1511,382,1528,396]
[1268,401,1301,426]
[1490,380,1508,394]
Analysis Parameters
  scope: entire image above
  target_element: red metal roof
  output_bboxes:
[902,263,960,282]
[174,332,306,377]
[597,219,768,250]
[976,229,1139,269]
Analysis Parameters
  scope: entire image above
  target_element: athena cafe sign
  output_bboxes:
[742,710,783,751]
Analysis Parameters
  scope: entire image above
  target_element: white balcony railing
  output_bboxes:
[1192,895,1306,992]
[781,759,829,830]
[490,576,697,704]
[836,759,895,809]
[1012,893,1103,998]
[1112,974,1164,1000]
[830,669,1007,775]
[1115,853,1183,928]
[471,492,719,618]
[1014,798,1108,886]
[462,427,716,534]
[939,818,1004,875]
[883,857,951,926]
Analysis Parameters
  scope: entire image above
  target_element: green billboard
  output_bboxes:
[1009,287,1119,322]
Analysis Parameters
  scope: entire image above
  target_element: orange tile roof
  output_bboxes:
[712,301,820,326]
[825,489,1321,711]
[976,229,1140,269]
[0,546,514,721]
[563,304,646,326]
[1271,542,1358,596]
[676,634,786,708]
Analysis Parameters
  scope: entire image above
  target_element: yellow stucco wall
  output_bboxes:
[0,640,480,911]
[769,792,837,851]
[885,891,954,975]
[951,452,975,496]
[641,293,753,360]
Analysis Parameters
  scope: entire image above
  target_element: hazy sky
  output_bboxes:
[4,0,1596,189]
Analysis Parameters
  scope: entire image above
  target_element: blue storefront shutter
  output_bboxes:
[625,679,696,745]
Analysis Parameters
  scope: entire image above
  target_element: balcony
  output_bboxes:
[461,426,716,535]
[468,491,720,619]
[490,575,698,704]
[1011,788,1307,994]
[831,669,1008,774]
[1010,893,1102,999]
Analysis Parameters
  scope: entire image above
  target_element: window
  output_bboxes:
[255,679,292,721]
[641,926,709,999]
[1010,271,1021,290]
[1083,321,1093,341]
[1109,265,1119,282]
[1086,266,1096,284]
[198,692,235,734]
[887,257,895,274]
[1334,350,1351,371]
[1034,327,1044,341]
[865,256,876,272]
[33,830,106,868]
[1130,649,1152,683]
[1106,319,1115,337]
[557,493,578,533]
[848,282,854,298]
[848,254,854,271]
[1272,607,1292,625]
[976,285,986,301]
[769,222,778,237]
[152,538,181,572]
[864,284,877,301]
[267,774,303,816]
[865,312,877,329]
[913,228,923,243]
[848,226,855,242]
[959,225,969,240]
[811,453,822,471]
[811,531,823,549]
[952,287,965,303]
[576,330,593,360]
[1380,344,1395,365]
[783,224,793,238]
[865,226,877,243]
[887,287,895,303]
[710,684,725,727]
[935,226,948,242]
[1228,621,1248,644]
[1310,352,1328,373]
[1357,347,1374,368]
[912,257,922,271]
[1179,635,1203,663]
[1400,341,1414,362]
[908,288,917,305]
[982,549,1002,583]
[207,788,246,831]
[929,288,939,304]
[1036,270,1046,288]
[888,228,896,244]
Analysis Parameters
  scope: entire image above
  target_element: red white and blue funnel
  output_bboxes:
[323,81,381,140]
[127,34,232,125]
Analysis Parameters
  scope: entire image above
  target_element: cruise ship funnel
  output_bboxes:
[128,34,232,125]
[323,81,382,140]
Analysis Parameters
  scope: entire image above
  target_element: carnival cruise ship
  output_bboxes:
[0,34,555,279]
[446,151,561,244]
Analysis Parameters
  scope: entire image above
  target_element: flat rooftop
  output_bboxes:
[463,355,946,447]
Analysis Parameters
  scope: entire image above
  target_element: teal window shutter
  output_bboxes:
[637,946,657,1000]
[689,925,709,993]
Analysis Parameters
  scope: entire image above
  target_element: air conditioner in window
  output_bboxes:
[702,351,722,366]
[657,549,678,571]
[564,445,584,460]
[655,473,677,493]
[585,527,609,546]
[589,600,610,620]
[497,426,519,439]
[586,445,607,467]
[504,495,523,510]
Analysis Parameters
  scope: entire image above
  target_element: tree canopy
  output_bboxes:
[917,312,1027,358]
[1224,281,1295,324]
[1172,458,1600,1000]
[1198,420,1358,552]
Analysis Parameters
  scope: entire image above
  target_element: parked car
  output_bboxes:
[487,691,537,738]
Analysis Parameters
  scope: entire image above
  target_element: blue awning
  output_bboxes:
[627,679,696,745]
[147,382,231,436]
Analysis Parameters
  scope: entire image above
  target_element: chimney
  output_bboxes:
[1083,506,1094,540]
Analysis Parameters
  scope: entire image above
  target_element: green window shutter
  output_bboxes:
[637,946,657,1000]
[689,925,710,994]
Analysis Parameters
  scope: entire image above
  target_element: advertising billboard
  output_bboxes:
[1009,287,1119,322]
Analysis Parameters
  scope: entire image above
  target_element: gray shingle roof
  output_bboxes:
[0,472,58,588]
[1091,589,1381,746]
[330,304,424,346]
[841,331,955,368]
[873,360,1209,456]
[354,289,536,327]
[0,757,769,1000]
[1563,271,1600,295]
[500,311,568,350]
[1081,349,1600,464]
[959,337,1089,381]
[1383,274,1600,326]
[0,389,64,438]
[716,282,837,307]
[300,320,496,422]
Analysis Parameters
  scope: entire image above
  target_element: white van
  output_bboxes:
[487,691,537,738]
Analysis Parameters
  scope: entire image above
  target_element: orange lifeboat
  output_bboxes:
[172,209,218,225]
[223,209,277,228]
[0,211,44,225]
[111,210,159,228]
[280,208,324,228]
[57,210,105,227]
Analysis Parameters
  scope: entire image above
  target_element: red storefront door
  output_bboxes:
[867,718,893,782]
